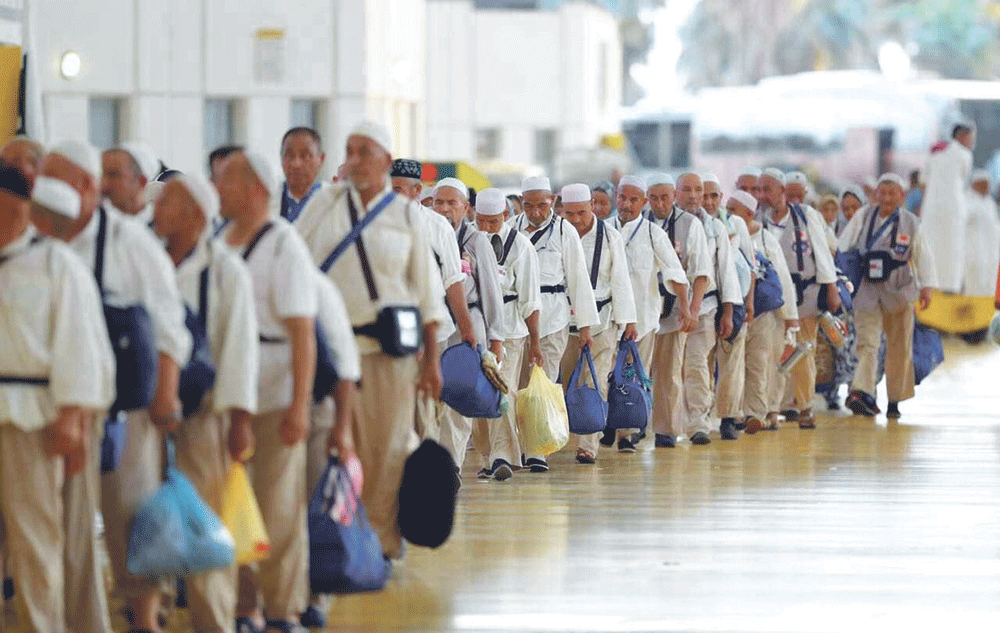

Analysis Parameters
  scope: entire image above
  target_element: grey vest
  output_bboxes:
[855,206,921,313]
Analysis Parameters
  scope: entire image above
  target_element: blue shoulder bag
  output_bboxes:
[606,337,652,430]
[753,251,785,315]
[440,342,503,419]
[565,344,607,435]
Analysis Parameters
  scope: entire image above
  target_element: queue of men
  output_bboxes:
[0,121,940,633]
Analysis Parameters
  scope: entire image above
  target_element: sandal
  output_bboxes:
[575,449,596,464]
[798,409,816,429]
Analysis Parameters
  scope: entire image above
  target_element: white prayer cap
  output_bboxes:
[31,175,81,219]
[618,175,646,192]
[116,141,160,181]
[727,191,757,213]
[646,172,674,188]
[737,167,762,179]
[786,171,809,186]
[702,173,721,186]
[560,183,591,204]
[245,151,277,197]
[971,169,991,183]
[435,177,469,199]
[49,139,100,181]
[841,184,866,204]
[348,120,392,155]
[877,173,906,190]
[475,188,506,216]
[521,176,552,194]
[419,184,435,202]
[176,173,221,223]
[761,167,786,186]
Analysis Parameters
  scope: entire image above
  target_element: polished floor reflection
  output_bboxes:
[328,338,1000,632]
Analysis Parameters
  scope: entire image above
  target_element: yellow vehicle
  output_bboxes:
[420,161,491,193]
[916,291,994,339]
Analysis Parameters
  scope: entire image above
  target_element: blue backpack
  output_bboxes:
[564,345,607,435]
[753,252,785,316]
[440,342,503,419]
[606,338,652,431]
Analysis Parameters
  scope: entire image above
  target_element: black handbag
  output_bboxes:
[179,267,217,418]
[397,439,457,548]
[95,208,159,414]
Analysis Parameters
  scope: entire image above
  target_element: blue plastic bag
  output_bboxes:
[309,456,389,594]
[565,345,607,435]
[439,342,502,419]
[913,322,944,385]
[127,439,235,577]
[606,338,652,431]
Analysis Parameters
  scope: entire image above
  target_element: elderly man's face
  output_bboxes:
[391,177,421,200]
[433,186,468,227]
[345,135,391,192]
[522,190,553,227]
[476,213,505,235]
[786,183,807,205]
[562,200,595,237]
[281,133,325,195]
[152,180,200,242]
[647,184,674,219]
[216,154,254,221]
[736,175,760,202]
[592,190,612,220]
[676,174,703,212]
[101,150,146,213]
[841,194,863,221]
[876,182,905,211]
[703,182,722,215]
[760,176,785,211]
[616,185,646,223]
[726,199,754,225]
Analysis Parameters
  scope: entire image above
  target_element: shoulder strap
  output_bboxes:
[589,219,604,289]
[667,210,678,243]
[94,207,108,294]
[865,207,901,251]
[788,204,805,273]
[498,228,518,266]
[529,220,555,246]
[241,222,275,261]
[279,183,290,220]
[198,266,210,320]
[457,223,468,252]
[318,191,397,274]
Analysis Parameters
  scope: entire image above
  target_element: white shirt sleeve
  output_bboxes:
[406,201,448,327]
[649,221,688,290]
[836,207,869,253]
[515,236,543,323]
[607,228,638,326]
[911,226,939,290]
[121,222,192,366]
[765,231,800,321]
[805,208,837,284]
[471,232,505,343]
[209,249,260,415]
[561,223,600,329]
[271,227,319,320]
[685,219,714,283]
[714,220,744,305]
[428,211,466,289]
[313,271,362,383]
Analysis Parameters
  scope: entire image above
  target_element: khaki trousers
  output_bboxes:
[789,316,819,412]
[560,328,616,456]
[652,330,686,437]
[472,338,525,470]
[0,424,66,633]
[713,322,748,419]
[62,419,112,633]
[101,411,167,602]
[352,354,419,559]
[415,344,448,442]
[852,307,916,402]
[682,312,717,436]
[744,313,780,421]
[236,410,308,620]
[306,396,335,614]
[174,404,236,633]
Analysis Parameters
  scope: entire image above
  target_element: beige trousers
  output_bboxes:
[236,409,308,620]
[681,312,718,436]
[175,406,236,633]
[853,307,916,402]
[0,424,67,633]
[713,322,748,419]
[352,354,419,559]
[652,330,686,437]
[560,328,616,456]
[61,418,112,633]
[743,313,781,421]
[101,410,167,602]
[415,344,448,442]
[472,338,525,470]
[789,316,819,412]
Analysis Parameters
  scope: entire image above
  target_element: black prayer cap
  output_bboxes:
[391,158,423,179]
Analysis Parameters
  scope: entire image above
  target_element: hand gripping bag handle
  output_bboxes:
[616,336,649,387]
[568,344,599,392]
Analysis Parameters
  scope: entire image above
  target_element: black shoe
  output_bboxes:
[525,457,549,473]
[599,427,615,446]
[476,466,493,480]
[734,419,747,431]
[886,402,901,419]
[826,398,841,410]
[300,605,326,629]
[617,437,636,453]
[236,617,265,633]
[690,431,712,445]
[846,391,876,417]
[720,418,739,440]
[265,620,307,633]
[3,577,12,601]
[781,409,799,421]
[654,433,676,448]
[633,430,647,444]
[491,459,514,481]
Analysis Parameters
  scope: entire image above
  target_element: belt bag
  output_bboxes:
[836,250,864,295]
[105,303,159,414]
[715,303,747,343]
[864,251,907,282]
[354,306,422,358]
[790,273,814,307]
[179,267,216,419]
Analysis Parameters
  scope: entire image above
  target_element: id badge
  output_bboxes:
[868,258,884,280]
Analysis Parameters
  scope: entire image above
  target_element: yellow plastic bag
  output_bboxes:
[220,463,271,565]
[515,366,569,456]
